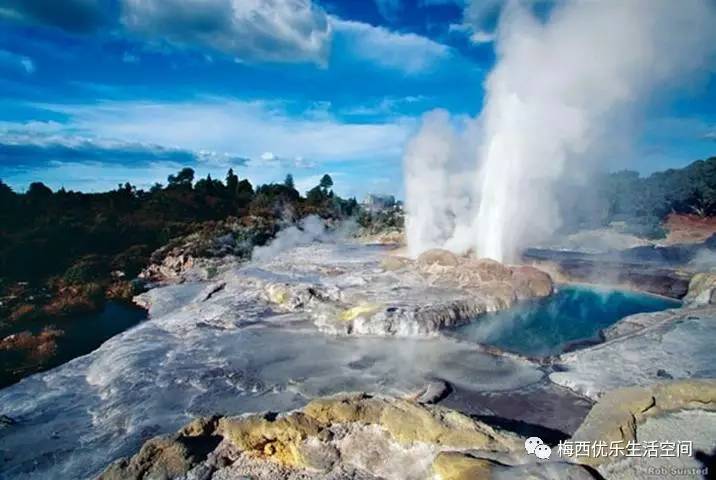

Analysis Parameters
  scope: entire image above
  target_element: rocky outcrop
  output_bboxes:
[139,216,277,283]
[683,271,716,306]
[569,380,716,464]
[100,393,598,480]
[356,206,405,246]
[259,248,553,337]
[550,305,716,399]
[416,249,460,268]
[565,380,716,479]
[99,417,222,480]
[523,248,692,299]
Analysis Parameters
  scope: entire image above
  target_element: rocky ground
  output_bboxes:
[99,379,716,480]
[99,239,715,480]
[253,245,552,336]
[1,217,715,479]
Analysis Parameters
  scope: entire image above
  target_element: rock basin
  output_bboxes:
[249,246,553,336]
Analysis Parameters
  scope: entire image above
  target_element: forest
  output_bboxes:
[561,156,716,238]
[0,168,357,324]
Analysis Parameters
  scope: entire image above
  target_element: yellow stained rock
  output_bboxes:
[432,451,496,480]
[304,393,383,425]
[219,412,323,468]
[571,379,716,466]
[684,272,716,305]
[378,399,505,449]
[305,394,517,451]
[340,304,381,322]
[265,283,289,305]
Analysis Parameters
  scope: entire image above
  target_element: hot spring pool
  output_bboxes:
[449,285,680,357]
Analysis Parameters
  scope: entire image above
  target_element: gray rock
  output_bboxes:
[416,380,452,404]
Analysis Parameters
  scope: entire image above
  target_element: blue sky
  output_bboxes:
[0,0,714,199]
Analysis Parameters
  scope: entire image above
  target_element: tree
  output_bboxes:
[0,179,13,198]
[27,182,53,199]
[319,174,333,192]
[284,174,295,189]
[236,179,254,206]
[226,168,238,194]
[167,167,195,187]
[305,185,326,206]
[0,179,15,211]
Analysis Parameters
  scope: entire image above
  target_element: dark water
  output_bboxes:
[450,285,680,357]
[0,301,147,388]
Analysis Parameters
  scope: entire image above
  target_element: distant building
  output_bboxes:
[362,194,396,212]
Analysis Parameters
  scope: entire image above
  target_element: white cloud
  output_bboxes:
[332,18,450,74]
[11,98,415,195]
[342,95,427,117]
[469,30,495,44]
[37,98,415,163]
[0,49,35,74]
[449,23,495,44]
[120,0,332,65]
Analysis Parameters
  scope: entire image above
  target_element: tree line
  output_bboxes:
[0,168,357,283]
[560,156,716,238]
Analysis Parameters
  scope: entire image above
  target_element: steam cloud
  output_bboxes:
[405,0,716,262]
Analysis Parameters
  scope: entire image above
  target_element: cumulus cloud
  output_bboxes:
[38,98,415,164]
[1,99,412,196]
[254,151,316,169]
[0,0,110,32]
[448,23,494,44]
[120,0,332,65]
[332,18,450,74]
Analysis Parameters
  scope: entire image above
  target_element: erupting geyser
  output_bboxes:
[405,0,716,262]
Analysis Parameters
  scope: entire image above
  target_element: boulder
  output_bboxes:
[380,255,413,271]
[510,265,553,299]
[460,258,513,283]
[416,249,460,269]
[413,379,452,404]
[683,272,716,306]
[99,416,221,480]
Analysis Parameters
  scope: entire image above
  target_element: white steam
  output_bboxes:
[252,215,328,261]
[405,0,716,262]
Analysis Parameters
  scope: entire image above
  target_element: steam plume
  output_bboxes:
[405,0,716,262]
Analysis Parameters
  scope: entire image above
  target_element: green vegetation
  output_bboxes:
[561,156,716,238]
[0,168,359,319]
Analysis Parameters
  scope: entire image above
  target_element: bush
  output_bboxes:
[63,256,109,285]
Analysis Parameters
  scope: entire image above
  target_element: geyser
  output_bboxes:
[405,0,716,262]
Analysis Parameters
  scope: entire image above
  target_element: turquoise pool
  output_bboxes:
[450,285,680,357]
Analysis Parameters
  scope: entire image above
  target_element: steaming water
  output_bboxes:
[450,285,679,357]
[403,1,716,262]
[0,242,545,479]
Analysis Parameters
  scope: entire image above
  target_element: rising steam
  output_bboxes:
[405,0,716,262]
